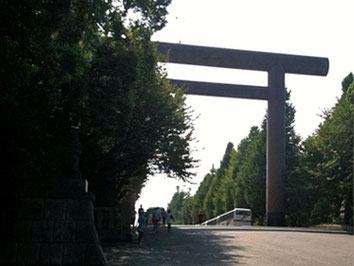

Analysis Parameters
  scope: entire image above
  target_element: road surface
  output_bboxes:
[102,225,353,265]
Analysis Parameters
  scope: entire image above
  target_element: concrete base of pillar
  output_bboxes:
[267,212,286,226]
[0,193,107,265]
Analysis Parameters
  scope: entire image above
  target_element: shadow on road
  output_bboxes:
[102,225,245,265]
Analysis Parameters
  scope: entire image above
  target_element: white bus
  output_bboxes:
[201,208,252,226]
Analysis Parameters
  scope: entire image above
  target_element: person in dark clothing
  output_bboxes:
[198,211,205,224]
[166,210,173,232]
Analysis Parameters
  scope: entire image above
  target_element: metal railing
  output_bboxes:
[201,208,251,226]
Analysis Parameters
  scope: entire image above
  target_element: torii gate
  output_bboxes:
[157,42,329,226]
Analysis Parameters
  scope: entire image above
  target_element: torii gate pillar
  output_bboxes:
[157,42,329,226]
[267,65,286,225]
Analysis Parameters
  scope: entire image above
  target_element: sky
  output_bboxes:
[135,0,354,211]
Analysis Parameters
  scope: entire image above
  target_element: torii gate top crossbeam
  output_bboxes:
[157,42,329,76]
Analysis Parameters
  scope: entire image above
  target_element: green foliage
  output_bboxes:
[283,90,306,226]
[1,0,102,191]
[122,0,172,31]
[310,198,332,225]
[238,123,266,223]
[191,168,215,223]
[201,146,234,220]
[180,197,194,224]
[80,30,197,205]
[211,142,234,217]
[168,191,188,224]
[346,82,354,104]
[301,79,354,225]
[1,0,197,219]
[218,175,237,212]
[203,189,215,220]
[341,72,353,98]
[232,131,258,209]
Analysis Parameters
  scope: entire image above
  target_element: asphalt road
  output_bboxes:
[102,225,354,266]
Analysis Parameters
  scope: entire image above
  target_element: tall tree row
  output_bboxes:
[170,75,353,227]
[299,73,353,226]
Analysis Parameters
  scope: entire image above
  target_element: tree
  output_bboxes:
[0,0,113,245]
[341,72,353,98]
[1,0,197,242]
[218,175,237,212]
[168,190,188,224]
[180,197,194,224]
[300,76,353,226]
[283,90,307,226]
[313,81,352,225]
[208,142,234,217]
[203,187,215,220]
[233,126,261,211]
[1,0,100,189]
[236,123,266,223]
[191,167,215,223]
[80,35,197,205]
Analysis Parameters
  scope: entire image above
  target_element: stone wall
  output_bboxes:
[94,207,131,242]
[0,193,107,265]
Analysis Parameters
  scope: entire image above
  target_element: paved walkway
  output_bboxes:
[102,225,354,266]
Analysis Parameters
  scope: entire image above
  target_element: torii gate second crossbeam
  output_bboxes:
[157,42,329,226]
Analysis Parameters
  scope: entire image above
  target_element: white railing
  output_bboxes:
[201,208,252,226]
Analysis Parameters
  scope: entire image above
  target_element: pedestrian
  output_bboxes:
[198,211,205,224]
[161,208,167,227]
[131,208,137,227]
[166,209,173,232]
[152,208,160,232]
[138,205,144,216]
[137,212,147,247]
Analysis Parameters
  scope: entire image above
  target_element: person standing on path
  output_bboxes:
[131,208,137,227]
[198,211,205,224]
[166,209,173,232]
[161,208,167,227]
[137,212,147,247]
[152,208,161,232]
[138,205,144,217]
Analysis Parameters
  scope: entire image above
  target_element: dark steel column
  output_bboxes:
[266,65,286,226]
